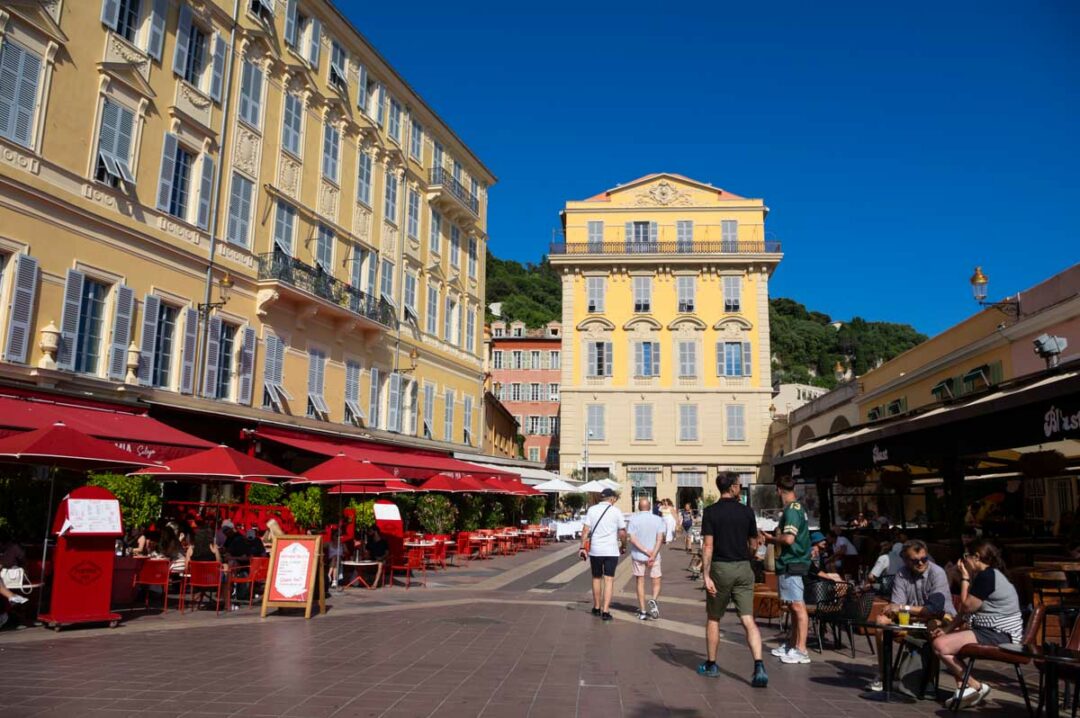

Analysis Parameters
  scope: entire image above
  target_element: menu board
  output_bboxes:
[65,498,122,535]
[261,535,325,619]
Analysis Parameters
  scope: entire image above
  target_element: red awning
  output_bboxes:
[255,426,520,481]
[0,389,212,461]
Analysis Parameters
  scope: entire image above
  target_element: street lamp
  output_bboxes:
[969,266,1020,318]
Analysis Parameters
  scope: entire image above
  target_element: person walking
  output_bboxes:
[762,477,812,665]
[627,497,666,621]
[697,472,768,687]
[579,488,626,621]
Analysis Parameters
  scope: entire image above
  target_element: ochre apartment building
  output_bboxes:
[550,174,783,510]
[0,0,492,450]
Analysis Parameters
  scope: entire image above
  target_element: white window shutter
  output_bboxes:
[308,17,321,67]
[156,133,178,211]
[210,35,226,102]
[179,307,198,394]
[237,326,256,404]
[3,254,38,364]
[137,294,160,384]
[56,269,85,371]
[101,0,120,30]
[197,154,214,230]
[203,315,222,395]
[107,284,135,380]
[172,5,192,77]
[284,0,297,46]
[147,0,167,60]
[743,341,752,376]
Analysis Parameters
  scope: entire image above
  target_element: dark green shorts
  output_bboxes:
[706,561,755,619]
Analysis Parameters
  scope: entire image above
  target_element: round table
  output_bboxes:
[1001,643,1080,718]
[850,620,933,703]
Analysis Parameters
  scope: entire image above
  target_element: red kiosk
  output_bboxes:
[38,485,123,630]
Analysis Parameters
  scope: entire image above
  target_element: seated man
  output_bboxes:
[869,539,956,693]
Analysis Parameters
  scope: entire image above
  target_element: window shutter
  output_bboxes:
[172,5,192,77]
[179,307,197,394]
[101,0,121,30]
[743,341,752,376]
[197,154,214,229]
[156,133,178,211]
[3,254,38,363]
[210,35,226,102]
[237,326,256,404]
[56,269,85,371]
[137,293,160,384]
[147,0,167,60]
[604,341,613,376]
[203,315,221,396]
[649,221,658,243]
[107,283,135,380]
[284,0,297,46]
[308,18,321,67]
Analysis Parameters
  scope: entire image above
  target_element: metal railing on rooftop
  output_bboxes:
[257,252,397,328]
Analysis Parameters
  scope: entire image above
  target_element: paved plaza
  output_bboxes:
[0,543,1030,718]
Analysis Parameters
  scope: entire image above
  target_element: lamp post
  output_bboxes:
[969,266,1020,318]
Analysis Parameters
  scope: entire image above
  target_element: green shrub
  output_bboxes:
[86,473,162,531]
[284,486,325,530]
[416,494,457,535]
[247,483,285,506]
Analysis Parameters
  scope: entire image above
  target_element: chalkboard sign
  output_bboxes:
[260,535,325,619]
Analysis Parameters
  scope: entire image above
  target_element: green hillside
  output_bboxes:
[485,252,926,388]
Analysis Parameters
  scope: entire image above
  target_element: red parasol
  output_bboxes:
[326,480,417,495]
[290,453,396,485]
[129,444,296,485]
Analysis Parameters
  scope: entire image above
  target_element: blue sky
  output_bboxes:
[341,1,1079,336]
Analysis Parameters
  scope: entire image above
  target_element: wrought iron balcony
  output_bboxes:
[257,252,397,329]
[428,166,479,217]
[548,240,783,256]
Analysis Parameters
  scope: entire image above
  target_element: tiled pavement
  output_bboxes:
[0,541,1032,717]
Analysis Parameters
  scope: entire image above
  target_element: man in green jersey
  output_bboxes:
[762,477,812,664]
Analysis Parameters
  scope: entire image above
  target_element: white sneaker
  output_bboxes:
[770,643,789,658]
[647,598,659,620]
[780,648,811,664]
[9,595,28,605]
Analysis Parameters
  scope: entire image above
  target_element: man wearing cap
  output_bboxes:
[580,488,626,621]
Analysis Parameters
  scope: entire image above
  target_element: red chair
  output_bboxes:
[229,557,270,608]
[182,561,229,615]
[132,559,174,613]
[387,548,426,589]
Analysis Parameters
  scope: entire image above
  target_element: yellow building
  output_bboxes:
[550,174,783,509]
[0,0,493,450]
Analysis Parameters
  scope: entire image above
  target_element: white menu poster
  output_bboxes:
[272,541,312,599]
[66,498,122,534]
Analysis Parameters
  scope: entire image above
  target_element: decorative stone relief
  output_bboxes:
[278,153,300,199]
[233,124,262,178]
[352,203,372,242]
[104,33,151,82]
[0,142,40,174]
[318,180,339,219]
[156,215,203,245]
[633,180,694,207]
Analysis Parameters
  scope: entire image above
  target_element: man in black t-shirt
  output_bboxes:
[697,472,768,688]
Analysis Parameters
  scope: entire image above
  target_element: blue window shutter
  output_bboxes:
[137,294,160,384]
[202,315,221,396]
[743,341,752,376]
[101,0,121,29]
[3,254,38,364]
[172,5,192,77]
[56,269,85,371]
[197,154,213,229]
[308,18,321,68]
[147,0,167,61]
[209,35,226,102]
[108,284,135,380]
[156,133,178,211]
[179,307,197,394]
[284,0,297,46]
[237,326,256,404]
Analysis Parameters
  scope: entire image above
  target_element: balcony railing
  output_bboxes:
[257,252,397,328]
[549,240,782,256]
[429,166,479,215]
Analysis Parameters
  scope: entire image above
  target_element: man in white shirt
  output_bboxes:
[580,488,626,621]
[627,497,666,621]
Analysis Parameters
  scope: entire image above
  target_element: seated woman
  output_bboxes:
[931,539,1023,710]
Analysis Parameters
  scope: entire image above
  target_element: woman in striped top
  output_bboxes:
[931,539,1024,710]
